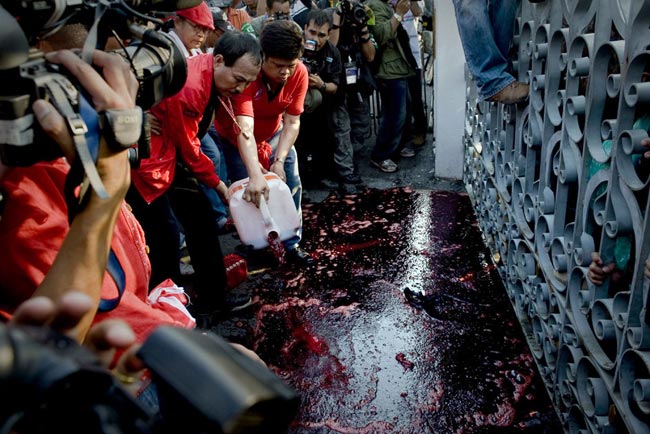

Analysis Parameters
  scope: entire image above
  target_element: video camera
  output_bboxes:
[273,11,290,21]
[0,0,192,169]
[339,0,368,27]
[0,324,300,434]
[300,39,320,74]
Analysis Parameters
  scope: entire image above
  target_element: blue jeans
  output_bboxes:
[452,0,520,100]
[220,129,303,250]
[371,78,411,162]
[199,130,229,226]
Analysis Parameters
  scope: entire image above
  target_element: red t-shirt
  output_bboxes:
[0,159,195,341]
[215,62,308,147]
[132,53,221,204]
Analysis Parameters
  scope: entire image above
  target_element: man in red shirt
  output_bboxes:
[128,32,263,316]
[215,20,314,266]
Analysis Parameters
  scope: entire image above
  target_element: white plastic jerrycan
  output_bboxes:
[228,173,300,250]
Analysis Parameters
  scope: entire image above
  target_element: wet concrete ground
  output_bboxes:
[212,184,562,433]
[205,82,562,432]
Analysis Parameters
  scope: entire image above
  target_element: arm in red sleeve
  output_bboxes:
[165,88,221,189]
[286,63,308,117]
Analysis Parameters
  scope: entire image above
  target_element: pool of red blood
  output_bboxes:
[214,187,561,433]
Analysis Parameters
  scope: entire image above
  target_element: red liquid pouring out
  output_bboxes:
[267,231,286,266]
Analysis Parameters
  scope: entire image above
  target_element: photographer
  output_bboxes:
[328,0,377,177]
[295,9,360,192]
[365,0,418,173]
[247,0,295,38]
[0,45,197,344]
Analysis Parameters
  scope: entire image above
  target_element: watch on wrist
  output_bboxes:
[320,82,327,92]
[393,12,402,22]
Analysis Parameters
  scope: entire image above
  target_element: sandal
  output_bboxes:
[400,146,416,158]
[370,158,398,173]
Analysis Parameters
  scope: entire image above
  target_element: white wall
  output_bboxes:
[433,0,466,180]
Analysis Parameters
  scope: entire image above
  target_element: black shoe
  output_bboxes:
[338,182,358,195]
[286,246,315,266]
[214,294,254,313]
[319,178,340,189]
[340,173,363,184]
[192,292,253,321]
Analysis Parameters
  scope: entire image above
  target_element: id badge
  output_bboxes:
[345,63,358,84]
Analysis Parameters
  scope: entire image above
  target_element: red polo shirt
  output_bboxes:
[215,61,308,147]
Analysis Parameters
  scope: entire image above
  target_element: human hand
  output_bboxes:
[308,73,324,89]
[243,173,270,208]
[394,0,410,17]
[587,252,617,286]
[271,159,287,183]
[216,180,230,203]
[9,291,145,392]
[640,137,650,160]
[230,342,268,368]
[147,111,162,135]
[34,49,138,202]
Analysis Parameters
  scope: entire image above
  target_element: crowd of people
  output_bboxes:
[0,0,431,420]
[6,0,648,427]
[119,0,431,322]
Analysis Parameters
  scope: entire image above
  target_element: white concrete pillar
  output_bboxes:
[433,0,466,180]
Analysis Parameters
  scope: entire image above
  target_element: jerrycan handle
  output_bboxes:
[259,196,280,235]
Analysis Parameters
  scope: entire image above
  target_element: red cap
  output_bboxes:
[176,2,215,31]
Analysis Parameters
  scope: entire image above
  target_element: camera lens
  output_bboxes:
[113,31,187,110]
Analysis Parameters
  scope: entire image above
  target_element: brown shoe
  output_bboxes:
[412,133,425,146]
[487,81,529,104]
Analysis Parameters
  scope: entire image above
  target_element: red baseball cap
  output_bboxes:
[176,2,215,31]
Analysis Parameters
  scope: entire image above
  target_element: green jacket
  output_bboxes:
[364,0,416,80]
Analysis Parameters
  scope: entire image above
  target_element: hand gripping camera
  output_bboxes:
[0,324,300,434]
[0,0,192,180]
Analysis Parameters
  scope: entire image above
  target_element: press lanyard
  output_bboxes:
[218,97,250,140]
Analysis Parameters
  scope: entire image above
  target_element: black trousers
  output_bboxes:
[126,164,227,312]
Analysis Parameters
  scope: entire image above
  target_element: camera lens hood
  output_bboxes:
[0,6,29,70]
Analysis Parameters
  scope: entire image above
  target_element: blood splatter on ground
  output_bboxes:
[213,187,562,433]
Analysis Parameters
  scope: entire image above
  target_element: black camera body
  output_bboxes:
[340,0,368,27]
[0,1,188,167]
[0,324,300,434]
[273,11,290,21]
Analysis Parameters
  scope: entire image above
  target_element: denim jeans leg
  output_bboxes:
[199,133,229,225]
[371,78,409,162]
[329,102,355,178]
[452,0,519,100]
[269,130,302,250]
[490,0,520,63]
[220,138,249,182]
[207,126,229,181]
[408,70,427,136]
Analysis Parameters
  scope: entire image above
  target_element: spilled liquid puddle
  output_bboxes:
[215,187,561,433]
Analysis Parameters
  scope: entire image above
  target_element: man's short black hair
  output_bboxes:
[305,9,331,29]
[260,20,304,60]
[213,31,263,67]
